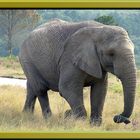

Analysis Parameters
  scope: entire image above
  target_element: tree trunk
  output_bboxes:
[7,10,13,57]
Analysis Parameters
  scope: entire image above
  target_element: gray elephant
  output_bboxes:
[19,19,136,125]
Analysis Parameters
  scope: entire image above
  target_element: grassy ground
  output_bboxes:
[0,75,140,131]
[0,56,140,131]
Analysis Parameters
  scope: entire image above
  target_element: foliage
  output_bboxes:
[0,10,40,56]
[94,15,118,25]
[0,10,140,67]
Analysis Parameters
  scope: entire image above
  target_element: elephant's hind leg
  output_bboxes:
[38,92,52,119]
[23,81,37,113]
[21,62,52,118]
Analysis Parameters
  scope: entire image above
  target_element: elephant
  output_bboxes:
[19,18,136,125]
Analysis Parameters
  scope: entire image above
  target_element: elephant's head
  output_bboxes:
[68,25,136,124]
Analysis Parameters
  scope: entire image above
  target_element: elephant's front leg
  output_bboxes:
[59,67,87,119]
[90,73,108,126]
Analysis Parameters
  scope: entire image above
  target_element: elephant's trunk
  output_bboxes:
[114,53,137,124]
[121,60,136,117]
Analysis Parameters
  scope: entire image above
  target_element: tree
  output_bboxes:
[0,10,40,56]
[94,15,118,26]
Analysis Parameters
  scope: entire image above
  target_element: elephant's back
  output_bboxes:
[22,19,103,59]
[27,19,103,60]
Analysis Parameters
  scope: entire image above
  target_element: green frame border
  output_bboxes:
[0,0,140,8]
[1,132,140,139]
[0,0,140,139]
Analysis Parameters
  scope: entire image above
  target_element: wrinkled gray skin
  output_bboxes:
[19,19,136,125]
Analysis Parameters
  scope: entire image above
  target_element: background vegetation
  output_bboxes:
[0,10,140,67]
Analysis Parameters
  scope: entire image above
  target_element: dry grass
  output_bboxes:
[0,56,25,79]
[0,72,140,132]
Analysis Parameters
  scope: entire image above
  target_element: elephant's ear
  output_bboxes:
[69,27,102,79]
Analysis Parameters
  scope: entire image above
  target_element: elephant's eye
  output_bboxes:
[107,49,114,57]
[109,52,114,57]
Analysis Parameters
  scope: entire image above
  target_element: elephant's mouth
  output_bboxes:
[105,63,114,74]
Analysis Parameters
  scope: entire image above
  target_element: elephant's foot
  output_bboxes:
[64,109,87,120]
[90,117,102,126]
[113,114,130,124]
[22,106,34,114]
[22,108,35,120]
[43,110,52,120]
[64,109,73,118]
